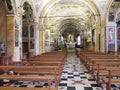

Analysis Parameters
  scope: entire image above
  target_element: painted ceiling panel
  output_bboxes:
[44,0,93,34]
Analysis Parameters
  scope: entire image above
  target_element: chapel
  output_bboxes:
[0,0,120,90]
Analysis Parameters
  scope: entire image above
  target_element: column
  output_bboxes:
[6,15,15,57]
[39,28,44,54]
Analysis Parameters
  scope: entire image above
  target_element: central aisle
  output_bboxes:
[58,50,102,90]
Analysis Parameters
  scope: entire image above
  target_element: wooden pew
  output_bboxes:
[79,54,120,83]
[0,66,61,87]
[2,51,66,89]
[26,56,66,67]
[28,57,65,62]
[22,61,63,67]
[0,51,67,90]
[79,50,120,90]
[102,69,120,90]
[23,52,66,66]
[0,74,56,90]
[0,66,62,75]
[26,57,65,65]
[93,62,120,84]
[82,55,119,67]
[89,59,120,72]
[27,54,66,62]
[0,87,57,90]
[79,51,103,61]
[12,60,64,67]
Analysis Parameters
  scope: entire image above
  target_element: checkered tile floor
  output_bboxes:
[58,51,102,90]
[3,50,120,90]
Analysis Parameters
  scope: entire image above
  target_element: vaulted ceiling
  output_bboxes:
[13,0,120,38]
[39,0,101,37]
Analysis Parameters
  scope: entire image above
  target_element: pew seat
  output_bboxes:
[0,87,57,90]
[103,78,120,90]
[0,74,56,89]
[103,78,120,83]
[102,69,120,90]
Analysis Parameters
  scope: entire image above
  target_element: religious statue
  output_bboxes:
[70,35,72,42]
[68,34,73,43]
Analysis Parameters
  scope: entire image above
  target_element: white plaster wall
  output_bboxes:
[13,47,20,61]
[35,29,40,55]
[12,15,22,61]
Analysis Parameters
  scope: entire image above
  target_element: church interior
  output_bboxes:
[0,0,120,90]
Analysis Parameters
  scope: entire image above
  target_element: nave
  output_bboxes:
[2,50,120,90]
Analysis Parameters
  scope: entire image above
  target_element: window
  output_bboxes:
[77,36,81,45]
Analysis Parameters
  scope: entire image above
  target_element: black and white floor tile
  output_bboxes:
[3,50,120,90]
[58,51,102,90]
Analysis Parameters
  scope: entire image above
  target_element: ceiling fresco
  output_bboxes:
[14,0,120,38]
[41,0,95,37]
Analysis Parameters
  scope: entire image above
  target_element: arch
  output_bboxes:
[21,1,36,59]
[20,0,36,18]
[103,0,114,24]
[116,9,120,27]
[37,0,102,51]
[38,0,101,31]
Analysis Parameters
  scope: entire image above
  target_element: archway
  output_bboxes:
[38,0,101,52]
[103,0,120,53]
[22,2,35,59]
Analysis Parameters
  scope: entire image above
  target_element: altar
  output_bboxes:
[66,42,76,49]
